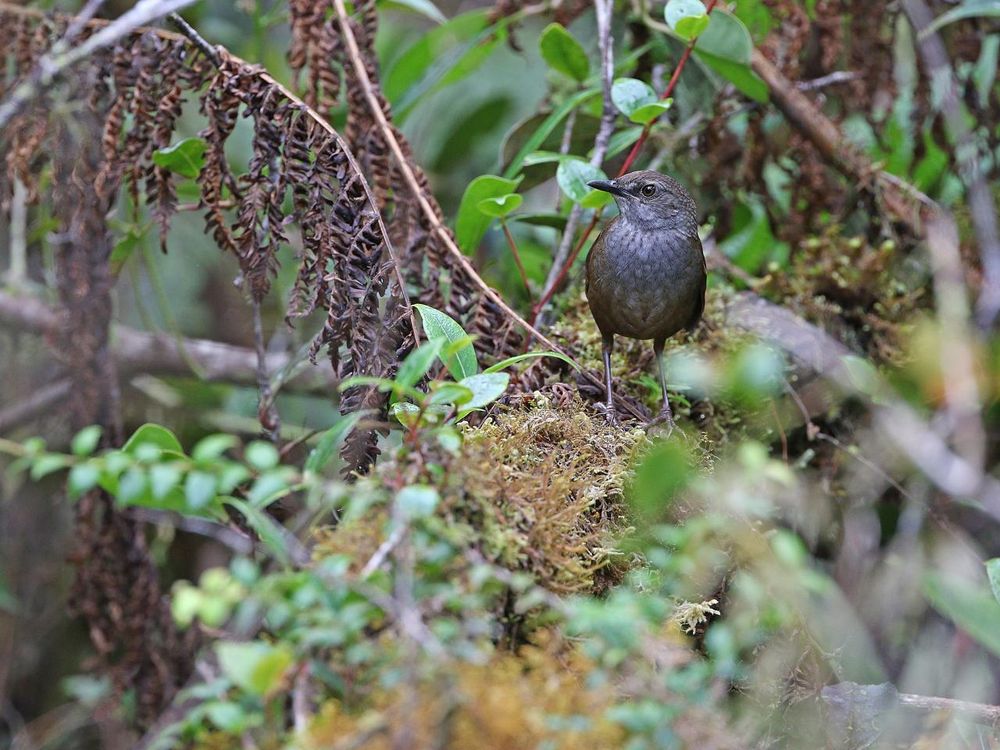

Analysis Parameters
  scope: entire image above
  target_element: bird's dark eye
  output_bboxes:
[640,184,656,197]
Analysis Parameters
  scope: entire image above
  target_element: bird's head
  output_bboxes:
[587,170,697,232]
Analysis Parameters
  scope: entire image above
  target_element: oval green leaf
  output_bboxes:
[539,23,590,82]
[455,174,523,252]
[413,304,479,380]
[477,193,523,218]
[152,137,207,179]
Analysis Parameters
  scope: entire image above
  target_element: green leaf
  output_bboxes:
[149,463,183,500]
[923,573,1000,658]
[428,381,474,406]
[556,158,611,206]
[414,304,479,379]
[247,470,291,507]
[692,11,769,102]
[396,485,440,519]
[71,426,102,456]
[920,0,1000,38]
[123,424,184,457]
[117,468,148,505]
[603,126,644,158]
[305,412,367,473]
[205,701,252,733]
[612,78,657,117]
[719,194,787,271]
[509,213,568,231]
[185,471,218,511]
[68,463,101,498]
[483,350,581,373]
[192,434,239,462]
[987,558,1000,605]
[501,87,600,179]
[215,641,294,697]
[339,376,424,402]
[458,372,510,410]
[455,174,522,252]
[390,402,422,427]
[477,193,522,218]
[30,454,71,480]
[974,35,999,107]
[665,0,709,39]
[244,441,279,471]
[151,137,206,179]
[610,79,671,124]
[387,12,514,122]
[539,23,590,82]
[628,101,672,126]
[396,339,444,390]
[382,0,446,24]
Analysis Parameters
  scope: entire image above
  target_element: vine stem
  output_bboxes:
[501,220,534,304]
[529,0,718,325]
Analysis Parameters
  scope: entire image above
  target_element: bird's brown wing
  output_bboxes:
[685,241,708,332]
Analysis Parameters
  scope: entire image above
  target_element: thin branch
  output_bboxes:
[749,48,937,232]
[534,0,616,327]
[726,292,1000,521]
[0,0,199,130]
[328,0,645,421]
[252,299,281,442]
[6,179,28,286]
[620,0,720,176]
[124,507,255,554]
[0,290,337,395]
[0,378,72,434]
[532,0,716,325]
[902,0,1000,329]
[500,221,533,304]
[796,70,861,91]
[360,523,406,577]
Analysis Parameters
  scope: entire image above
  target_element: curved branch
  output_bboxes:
[328,0,646,420]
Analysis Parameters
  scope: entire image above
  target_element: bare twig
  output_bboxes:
[500,221,533,304]
[360,523,406,577]
[0,0,199,130]
[902,0,1000,329]
[0,378,72,434]
[328,0,645,421]
[251,299,281,441]
[123,507,255,554]
[726,293,1000,521]
[0,290,337,395]
[532,0,716,325]
[6,179,28,286]
[796,70,861,91]
[749,48,936,233]
[534,0,617,327]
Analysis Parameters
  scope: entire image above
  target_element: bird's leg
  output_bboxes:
[651,338,675,431]
[600,333,619,426]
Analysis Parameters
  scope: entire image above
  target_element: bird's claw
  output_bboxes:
[646,408,675,437]
[594,402,621,427]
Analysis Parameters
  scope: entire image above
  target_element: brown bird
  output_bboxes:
[585,170,706,428]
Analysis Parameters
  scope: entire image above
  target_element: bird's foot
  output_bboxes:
[646,407,675,437]
[594,401,621,427]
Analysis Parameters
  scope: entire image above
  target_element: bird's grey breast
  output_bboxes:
[592,217,703,339]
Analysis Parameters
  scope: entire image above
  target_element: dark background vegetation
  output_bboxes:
[1,0,999,747]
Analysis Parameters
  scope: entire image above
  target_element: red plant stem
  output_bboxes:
[530,2,717,325]
[502,220,534,304]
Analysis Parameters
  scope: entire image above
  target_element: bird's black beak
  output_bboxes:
[587,179,629,198]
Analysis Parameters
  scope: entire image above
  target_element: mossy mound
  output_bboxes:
[448,394,649,594]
